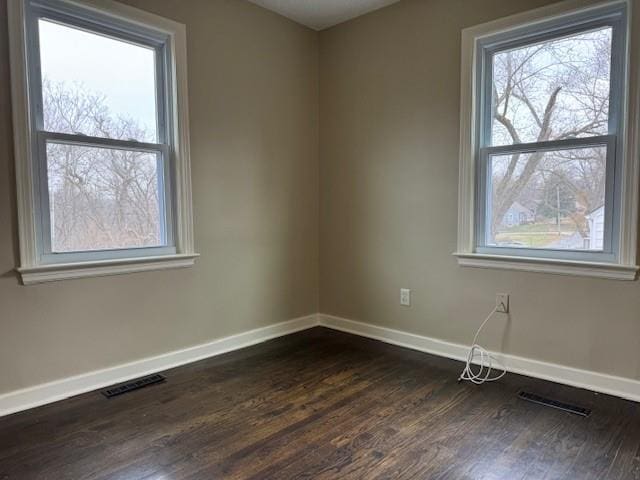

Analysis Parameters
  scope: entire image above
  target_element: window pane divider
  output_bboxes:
[38,131,167,153]
[481,135,614,156]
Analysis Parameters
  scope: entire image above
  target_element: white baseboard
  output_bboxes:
[0,314,319,417]
[318,314,640,403]
[3,312,638,417]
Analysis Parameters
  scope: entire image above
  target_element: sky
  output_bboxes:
[38,18,158,141]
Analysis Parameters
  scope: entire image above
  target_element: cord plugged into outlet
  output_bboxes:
[496,293,509,313]
[458,293,510,385]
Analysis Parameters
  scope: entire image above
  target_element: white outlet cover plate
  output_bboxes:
[400,288,411,306]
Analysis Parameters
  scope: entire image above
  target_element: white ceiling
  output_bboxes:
[247,0,401,30]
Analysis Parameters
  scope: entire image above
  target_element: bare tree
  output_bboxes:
[490,28,611,240]
[44,79,161,252]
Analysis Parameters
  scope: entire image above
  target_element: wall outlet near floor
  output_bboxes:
[496,293,509,313]
[400,288,411,306]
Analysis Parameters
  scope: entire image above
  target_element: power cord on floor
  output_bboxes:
[458,307,507,385]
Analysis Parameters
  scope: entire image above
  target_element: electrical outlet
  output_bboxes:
[400,288,411,306]
[496,293,509,313]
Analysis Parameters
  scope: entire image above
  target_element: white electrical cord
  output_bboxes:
[458,307,507,385]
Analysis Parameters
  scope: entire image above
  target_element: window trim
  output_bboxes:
[30,3,176,263]
[455,0,639,280]
[8,0,198,284]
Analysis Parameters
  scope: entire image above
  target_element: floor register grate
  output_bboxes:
[101,374,166,398]
[518,390,591,417]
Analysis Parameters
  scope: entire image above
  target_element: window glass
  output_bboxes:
[39,19,158,142]
[488,146,606,250]
[491,27,612,146]
[46,142,162,252]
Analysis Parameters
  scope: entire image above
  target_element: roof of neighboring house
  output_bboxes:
[585,204,604,218]
[506,201,534,215]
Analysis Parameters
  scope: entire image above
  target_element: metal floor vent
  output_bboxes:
[518,391,591,417]
[102,374,165,398]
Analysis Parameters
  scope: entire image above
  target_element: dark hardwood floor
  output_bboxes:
[1,327,639,479]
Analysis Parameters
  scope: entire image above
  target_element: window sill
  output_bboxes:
[453,252,638,280]
[17,253,200,285]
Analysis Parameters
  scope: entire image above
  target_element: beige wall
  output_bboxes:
[319,0,640,381]
[0,0,319,395]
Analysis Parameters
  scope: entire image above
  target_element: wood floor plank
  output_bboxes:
[0,327,638,480]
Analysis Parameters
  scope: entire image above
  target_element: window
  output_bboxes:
[8,0,197,284]
[456,0,639,280]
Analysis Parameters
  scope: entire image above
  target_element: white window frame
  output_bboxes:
[8,0,198,284]
[455,0,639,280]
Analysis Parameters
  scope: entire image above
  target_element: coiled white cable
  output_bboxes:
[458,307,507,385]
